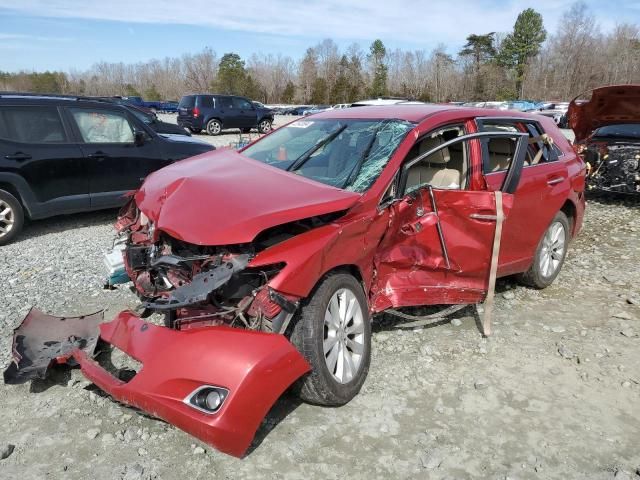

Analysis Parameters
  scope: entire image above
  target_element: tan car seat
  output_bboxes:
[406,136,461,190]
[487,138,514,172]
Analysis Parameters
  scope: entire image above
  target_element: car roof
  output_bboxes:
[310,104,542,123]
[0,93,135,111]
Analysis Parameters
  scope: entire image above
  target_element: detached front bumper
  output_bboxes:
[4,310,310,457]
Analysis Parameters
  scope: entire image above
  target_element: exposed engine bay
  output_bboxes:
[584,144,640,194]
[114,199,342,333]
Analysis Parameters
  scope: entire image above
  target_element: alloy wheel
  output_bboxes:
[323,288,365,384]
[539,221,566,278]
[0,199,14,238]
[207,121,221,135]
[259,120,272,133]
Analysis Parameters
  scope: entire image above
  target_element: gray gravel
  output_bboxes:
[0,116,639,478]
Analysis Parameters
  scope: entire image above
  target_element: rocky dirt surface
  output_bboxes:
[1,128,638,478]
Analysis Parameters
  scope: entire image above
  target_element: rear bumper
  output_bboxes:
[177,117,203,129]
[5,310,310,457]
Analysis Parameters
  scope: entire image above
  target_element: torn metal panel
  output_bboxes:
[3,309,103,384]
[74,312,309,457]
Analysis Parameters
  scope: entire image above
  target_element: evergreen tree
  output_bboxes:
[498,8,547,98]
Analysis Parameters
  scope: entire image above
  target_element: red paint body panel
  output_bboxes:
[135,149,360,245]
[70,312,310,457]
[371,190,514,310]
[568,84,640,142]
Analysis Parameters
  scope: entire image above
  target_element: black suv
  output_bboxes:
[0,93,215,245]
[177,94,274,136]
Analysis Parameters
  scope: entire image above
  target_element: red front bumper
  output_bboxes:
[10,310,310,457]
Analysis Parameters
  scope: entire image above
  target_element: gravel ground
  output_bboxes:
[0,116,638,479]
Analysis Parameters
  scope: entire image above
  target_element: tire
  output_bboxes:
[189,127,202,134]
[519,211,570,289]
[290,273,371,406]
[0,189,24,246]
[257,119,272,134]
[240,128,252,134]
[206,119,222,136]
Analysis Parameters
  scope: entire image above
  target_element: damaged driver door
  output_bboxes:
[372,131,528,311]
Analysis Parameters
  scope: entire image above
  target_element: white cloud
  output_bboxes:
[0,32,72,42]
[0,0,636,47]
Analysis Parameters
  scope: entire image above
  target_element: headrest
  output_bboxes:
[489,138,514,155]
[418,136,450,164]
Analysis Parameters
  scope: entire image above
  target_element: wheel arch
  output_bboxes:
[0,174,35,218]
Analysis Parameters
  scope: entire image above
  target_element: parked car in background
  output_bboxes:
[534,102,569,128]
[303,105,331,115]
[569,84,640,194]
[283,105,311,115]
[119,96,179,113]
[351,97,424,107]
[332,103,351,109]
[95,98,191,136]
[0,94,214,244]
[177,94,274,135]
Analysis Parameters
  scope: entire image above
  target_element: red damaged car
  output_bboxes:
[569,84,640,194]
[5,105,586,457]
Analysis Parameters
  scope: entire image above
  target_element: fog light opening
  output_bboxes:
[184,385,229,414]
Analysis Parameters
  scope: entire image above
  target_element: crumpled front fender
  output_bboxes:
[5,310,310,458]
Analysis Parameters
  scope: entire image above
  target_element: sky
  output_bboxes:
[1,0,639,72]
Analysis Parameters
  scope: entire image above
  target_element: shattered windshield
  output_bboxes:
[242,118,413,192]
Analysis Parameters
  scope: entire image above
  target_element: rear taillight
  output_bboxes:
[193,106,200,118]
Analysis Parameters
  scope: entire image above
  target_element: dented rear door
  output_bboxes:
[371,131,528,311]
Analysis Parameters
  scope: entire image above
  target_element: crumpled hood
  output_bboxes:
[569,84,640,142]
[135,148,361,245]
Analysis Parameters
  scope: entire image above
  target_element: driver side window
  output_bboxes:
[404,125,468,193]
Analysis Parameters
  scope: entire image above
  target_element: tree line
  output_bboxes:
[1,2,639,104]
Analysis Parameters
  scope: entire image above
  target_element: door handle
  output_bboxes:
[469,213,497,221]
[547,177,564,186]
[5,152,32,161]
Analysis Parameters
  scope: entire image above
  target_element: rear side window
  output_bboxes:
[218,96,233,109]
[179,96,195,108]
[232,97,252,109]
[0,106,67,143]
[481,120,556,172]
[199,96,215,108]
[70,108,134,143]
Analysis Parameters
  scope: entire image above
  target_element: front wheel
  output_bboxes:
[0,190,24,246]
[519,211,570,289]
[290,273,371,406]
[206,119,222,136]
[257,119,272,134]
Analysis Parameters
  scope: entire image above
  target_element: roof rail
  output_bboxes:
[0,91,122,104]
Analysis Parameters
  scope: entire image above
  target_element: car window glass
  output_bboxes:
[404,125,468,192]
[0,106,67,143]
[242,118,413,192]
[71,109,134,143]
[482,121,554,168]
[179,96,195,108]
[232,97,252,109]
[199,96,214,108]
[219,97,234,109]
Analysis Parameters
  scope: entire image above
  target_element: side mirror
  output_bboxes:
[134,131,145,146]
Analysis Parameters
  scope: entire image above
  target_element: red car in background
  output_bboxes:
[6,104,586,457]
[569,84,640,194]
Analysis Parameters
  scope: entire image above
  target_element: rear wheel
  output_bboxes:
[206,119,222,136]
[0,190,24,246]
[290,273,371,406]
[257,119,272,134]
[519,211,570,289]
